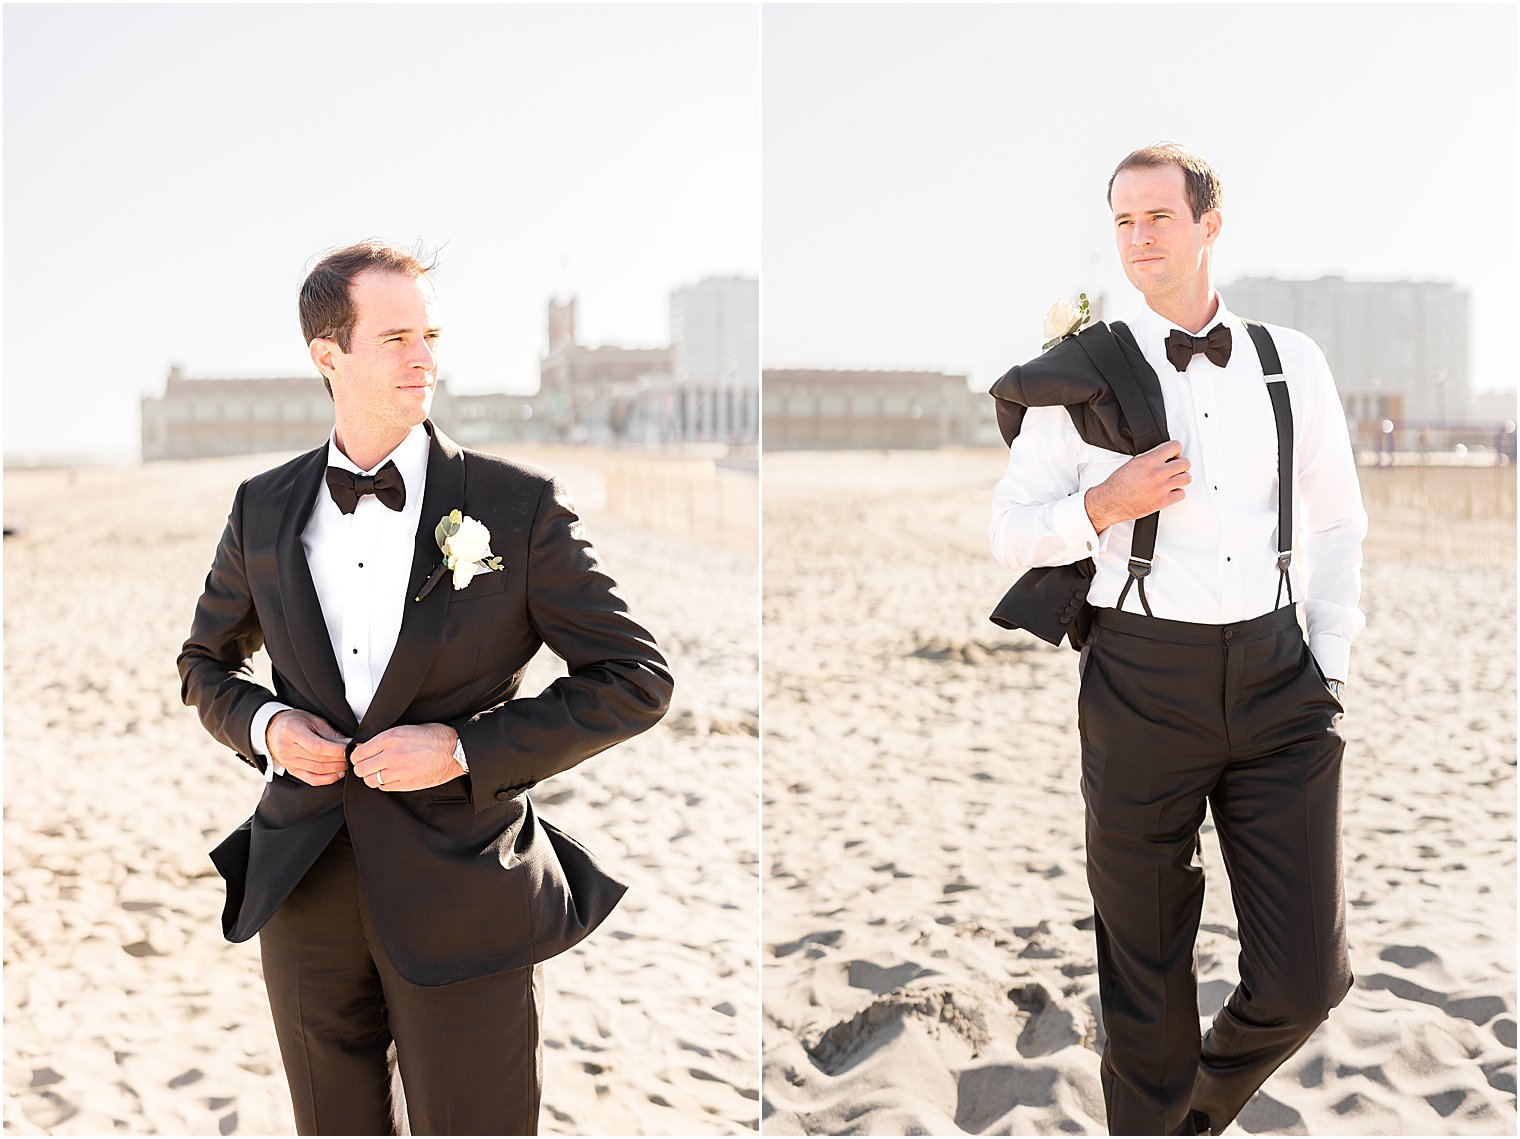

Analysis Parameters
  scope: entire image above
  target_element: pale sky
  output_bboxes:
[763,4,1517,402]
[4,4,759,463]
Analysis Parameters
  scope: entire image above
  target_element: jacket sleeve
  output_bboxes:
[452,479,674,812]
[177,480,280,773]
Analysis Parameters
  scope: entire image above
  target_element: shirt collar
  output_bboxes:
[324,422,429,504]
[1130,291,1238,344]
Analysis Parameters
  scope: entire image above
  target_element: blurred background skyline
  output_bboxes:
[4,4,759,464]
[762,3,1517,451]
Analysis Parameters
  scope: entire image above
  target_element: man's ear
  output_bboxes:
[309,337,338,385]
[1201,207,1223,247]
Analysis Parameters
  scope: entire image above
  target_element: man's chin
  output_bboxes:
[399,388,435,420]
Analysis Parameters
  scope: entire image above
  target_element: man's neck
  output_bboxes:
[1146,284,1220,335]
[333,420,413,473]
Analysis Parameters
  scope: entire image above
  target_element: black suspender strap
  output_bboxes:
[1108,322,1164,617]
[1243,321,1295,609]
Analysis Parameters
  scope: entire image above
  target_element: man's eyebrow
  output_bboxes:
[1113,206,1177,221]
[375,325,442,337]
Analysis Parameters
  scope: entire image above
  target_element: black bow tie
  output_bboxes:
[325,460,406,515]
[1164,324,1233,372]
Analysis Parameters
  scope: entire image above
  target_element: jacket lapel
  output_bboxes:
[1098,321,1169,451]
[354,421,466,741]
[273,447,356,735]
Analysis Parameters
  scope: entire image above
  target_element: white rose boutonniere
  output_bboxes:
[414,509,505,601]
[1041,292,1092,351]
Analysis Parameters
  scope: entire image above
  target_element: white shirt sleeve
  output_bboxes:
[249,700,295,781]
[1294,340,1368,683]
[990,405,1103,572]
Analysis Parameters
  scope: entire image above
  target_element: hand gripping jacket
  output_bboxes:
[987,320,1291,649]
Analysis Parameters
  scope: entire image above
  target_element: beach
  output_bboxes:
[3,448,760,1136]
[761,449,1516,1135]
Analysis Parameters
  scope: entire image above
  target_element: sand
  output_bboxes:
[761,449,1516,1135]
[3,448,759,1136]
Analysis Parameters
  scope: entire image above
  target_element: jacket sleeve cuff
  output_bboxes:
[1308,633,1350,685]
[452,718,537,812]
[1051,490,1101,559]
[249,701,295,780]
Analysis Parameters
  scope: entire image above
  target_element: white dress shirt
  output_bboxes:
[250,424,431,778]
[990,293,1367,681]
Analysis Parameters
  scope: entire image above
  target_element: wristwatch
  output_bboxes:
[452,736,469,774]
[1325,679,1345,701]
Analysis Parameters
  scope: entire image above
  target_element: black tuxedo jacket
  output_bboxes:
[986,322,1167,648]
[178,421,673,986]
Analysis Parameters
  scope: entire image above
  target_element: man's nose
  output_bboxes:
[412,338,436,370]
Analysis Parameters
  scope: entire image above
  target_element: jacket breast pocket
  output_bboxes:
[446,567,510,602]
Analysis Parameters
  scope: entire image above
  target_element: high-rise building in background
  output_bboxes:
[1222,276,1471,431]
[671,276,760,390]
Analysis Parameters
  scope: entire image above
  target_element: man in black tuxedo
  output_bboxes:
[180,241,673,1135]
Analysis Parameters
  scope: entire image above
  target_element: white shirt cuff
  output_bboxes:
[1051,490,1101,559]
[250,701,295,781]
[1308,633,1350,685]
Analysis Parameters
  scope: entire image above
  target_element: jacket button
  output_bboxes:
[494,789,511,801]
[1059,614,1071,624]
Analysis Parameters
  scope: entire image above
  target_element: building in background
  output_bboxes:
[672,276,760,390]
[1223,276,1470,431]
[762,367,995,450]
[534,297,677,444]
[534,274,759,446]
[141,273,759,460]
[139,368,537,461]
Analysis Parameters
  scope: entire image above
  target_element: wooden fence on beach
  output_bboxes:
[479,444,758,556]
[1358,462,1515,565]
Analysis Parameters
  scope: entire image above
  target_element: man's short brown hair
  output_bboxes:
[300,240,438,397]
[1107,143,1222,222]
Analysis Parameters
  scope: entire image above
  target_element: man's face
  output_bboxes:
[314,269,441,435]
[1111,164,1220,301]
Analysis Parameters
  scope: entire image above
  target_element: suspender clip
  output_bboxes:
[1127,556,1153,578]
[1275,550,1295,609]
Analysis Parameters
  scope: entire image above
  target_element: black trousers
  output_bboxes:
[1078,606,1351,1136]
[258,826,543,1136]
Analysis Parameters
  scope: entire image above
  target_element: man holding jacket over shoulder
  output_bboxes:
[990,144,1366,1135]
[180,241,672,1135]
